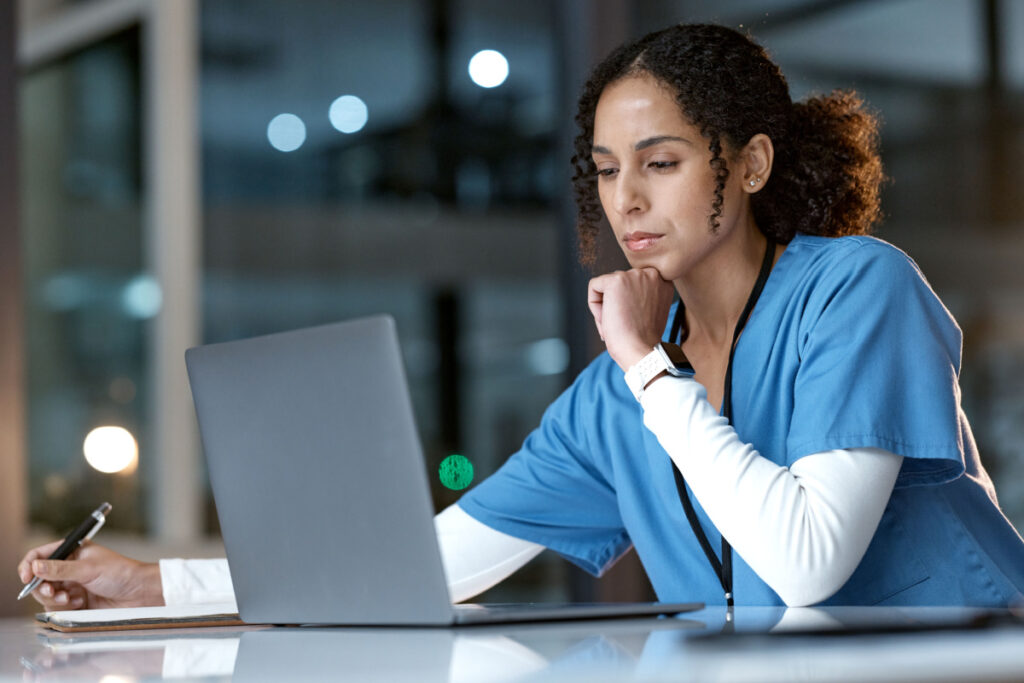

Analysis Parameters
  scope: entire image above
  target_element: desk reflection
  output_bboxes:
[19,606,1023,683]
[25,615,705,682]
[23,632,242,681]
[231,616,706,682]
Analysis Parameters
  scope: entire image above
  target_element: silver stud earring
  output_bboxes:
[749,179,756,187]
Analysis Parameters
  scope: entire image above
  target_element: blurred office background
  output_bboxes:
[2,0,1023,613]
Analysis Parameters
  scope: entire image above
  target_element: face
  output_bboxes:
[592,75,752,280]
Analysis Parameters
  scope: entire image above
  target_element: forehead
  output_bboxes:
[593,75,694,146]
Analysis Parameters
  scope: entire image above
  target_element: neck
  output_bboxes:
[673,223,771,348]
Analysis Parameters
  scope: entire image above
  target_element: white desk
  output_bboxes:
[5,607,1024,682]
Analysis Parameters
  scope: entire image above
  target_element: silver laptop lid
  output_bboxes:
[186,315,453,625]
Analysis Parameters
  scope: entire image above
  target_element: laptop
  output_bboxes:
[185,314,701,626]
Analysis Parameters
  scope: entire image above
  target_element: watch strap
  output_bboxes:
[624,343,693,401]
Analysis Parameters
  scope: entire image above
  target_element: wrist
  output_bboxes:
[643,370,669,390]
[618,341,658,372]
[140,561,166,606]
[623,342,694,401]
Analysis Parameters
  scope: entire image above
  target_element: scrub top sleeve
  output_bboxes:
[786,240,965,487]
[457,355,631,577]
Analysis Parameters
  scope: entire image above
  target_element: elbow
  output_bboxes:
[774,582,838,608]
[770,564,852,607]
[765,505,860,607]
[766,538,854,607]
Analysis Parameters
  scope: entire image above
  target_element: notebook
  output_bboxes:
[185,314,700,626]
[36,603,244,632]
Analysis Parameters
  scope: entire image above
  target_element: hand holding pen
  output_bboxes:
[16,503,165,610]
[18,503,112,600]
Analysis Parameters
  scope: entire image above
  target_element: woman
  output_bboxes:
[19,24,1024,609]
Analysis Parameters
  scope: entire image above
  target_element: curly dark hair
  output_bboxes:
[570,24,884,265]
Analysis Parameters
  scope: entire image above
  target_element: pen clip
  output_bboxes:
[83,509,108,542]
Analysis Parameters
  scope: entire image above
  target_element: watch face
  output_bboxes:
[658,342,693,374]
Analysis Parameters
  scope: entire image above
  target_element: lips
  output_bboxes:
[622,231,663,251]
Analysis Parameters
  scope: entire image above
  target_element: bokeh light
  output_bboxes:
[524,337,569,376]
[329,95,369,133]
[122,274,162,319]
[439,454,474,491]
[468,50,509,88]
[267,113,306,152]
[108,377,137,404]
[43,474,69,500]
[83,426,138,474]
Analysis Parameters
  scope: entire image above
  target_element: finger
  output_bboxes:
[636,265,667,281]
[18,540,64,582]
[32,558,98,585]
[32,581,79,611]
[587,280,607,340]
[37,583,86,610]
[32,590,66,611]
[587,271,622,299]
[587,300,604,340]
[586,299,603,337]
[65,585,87,609]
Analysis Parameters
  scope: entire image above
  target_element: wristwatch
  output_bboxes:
[623,342,695,401]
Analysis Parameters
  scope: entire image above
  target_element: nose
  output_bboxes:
[611,170,647,217]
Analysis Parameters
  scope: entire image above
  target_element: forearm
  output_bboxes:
[437,504,544,603]
[640,376,903,606]
[158,507,542,606]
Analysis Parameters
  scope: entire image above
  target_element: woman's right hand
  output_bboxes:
[17,541,164,610]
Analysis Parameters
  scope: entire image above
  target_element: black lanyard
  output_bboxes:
[668,236,775,608]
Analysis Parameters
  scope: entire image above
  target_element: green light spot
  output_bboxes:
[439,454,474,491]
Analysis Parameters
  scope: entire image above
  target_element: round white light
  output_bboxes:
[267,113,306,152]
[122,275,162,319]
[468,49,509,88]
[524,337,570,376]
[329,95,369,134]
[83,426,138,474]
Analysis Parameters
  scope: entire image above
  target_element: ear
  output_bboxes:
[739,134,774,194]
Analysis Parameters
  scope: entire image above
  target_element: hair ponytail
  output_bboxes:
[754,91,884,242]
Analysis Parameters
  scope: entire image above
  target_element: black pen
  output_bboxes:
[17,502,112,601]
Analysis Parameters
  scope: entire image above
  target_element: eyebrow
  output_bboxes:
[592,135,692,155]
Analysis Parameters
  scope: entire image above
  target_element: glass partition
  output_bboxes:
[20,28,147,533]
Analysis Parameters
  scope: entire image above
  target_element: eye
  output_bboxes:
[648,160,677,170]
[596,167,618,178]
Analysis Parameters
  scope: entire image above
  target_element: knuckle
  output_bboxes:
[36,560,59,578]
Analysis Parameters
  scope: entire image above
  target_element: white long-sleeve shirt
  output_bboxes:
[161,375,902,607]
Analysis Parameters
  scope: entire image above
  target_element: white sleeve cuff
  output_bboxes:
[159,558,236,607]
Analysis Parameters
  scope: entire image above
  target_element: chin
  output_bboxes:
[623,252,674,280]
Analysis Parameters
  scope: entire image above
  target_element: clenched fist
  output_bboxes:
[587,268,675,371]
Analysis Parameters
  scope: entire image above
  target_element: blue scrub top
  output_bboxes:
[458,234,1024,606]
